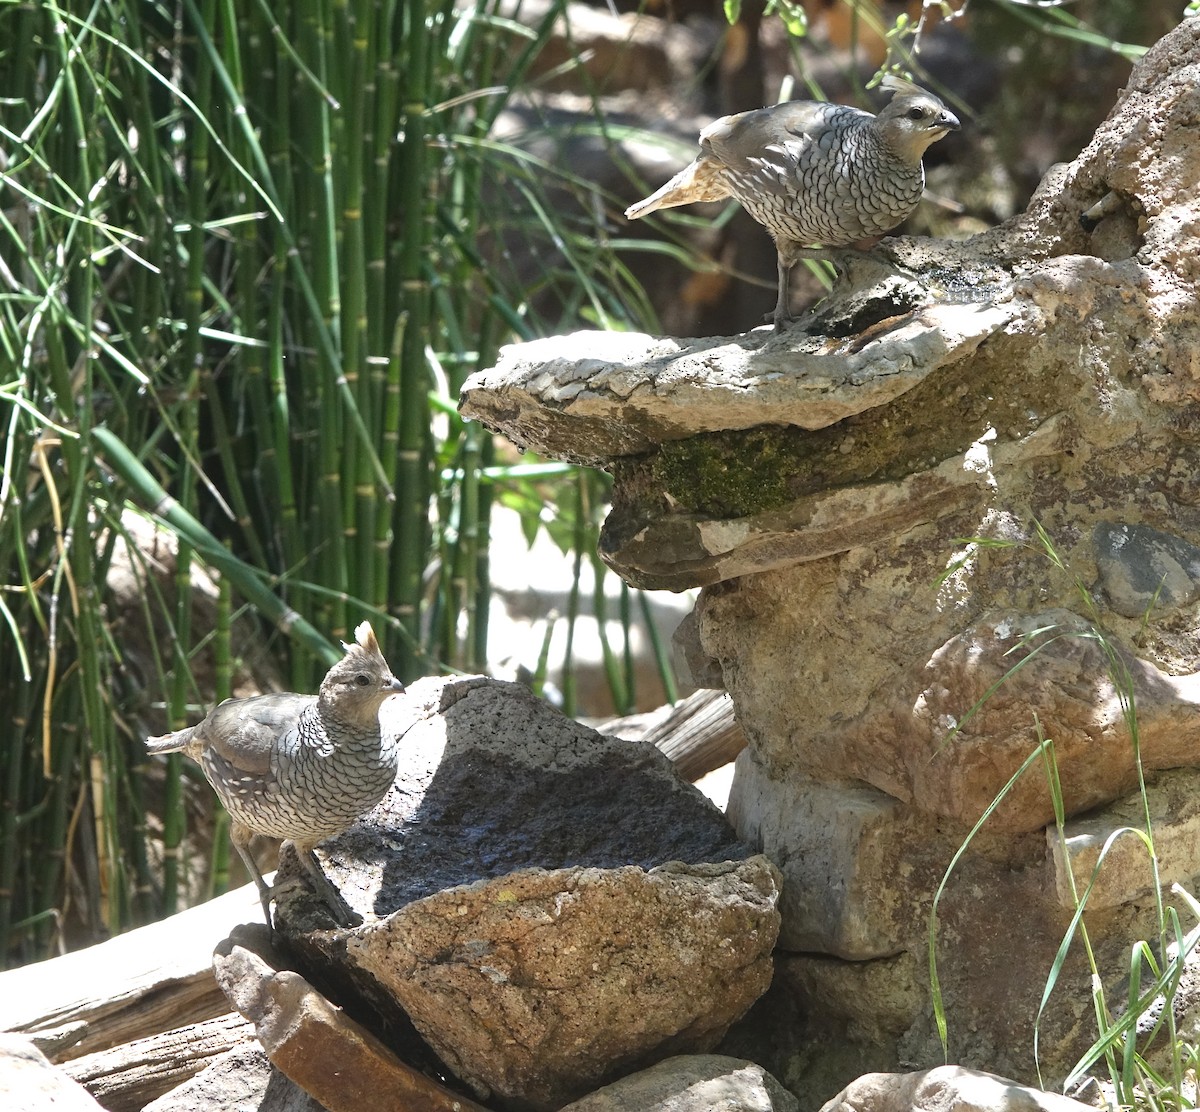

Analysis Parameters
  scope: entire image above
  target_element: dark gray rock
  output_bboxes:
[267,676,772,1111]
[276,674,751,927]
[1093,522,1200,618]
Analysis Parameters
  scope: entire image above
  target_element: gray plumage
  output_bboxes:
[625,76,960,330]
[147,621,406,927]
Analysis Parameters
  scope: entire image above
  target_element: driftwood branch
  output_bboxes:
[0,883,264,1063]
[601,689,746,782]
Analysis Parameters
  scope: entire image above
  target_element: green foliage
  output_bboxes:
[0,0,658,962]
[745,0,1153,76]
[928,524,1200,1109]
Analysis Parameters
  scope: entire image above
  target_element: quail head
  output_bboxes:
[146,621,406,929]
[625,76,960,330]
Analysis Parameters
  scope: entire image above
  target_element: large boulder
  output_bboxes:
[262,675,779,1110]
[347,859,781,1109]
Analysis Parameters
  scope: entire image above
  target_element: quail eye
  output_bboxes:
[354,673,372,687]
[907,107,927,121]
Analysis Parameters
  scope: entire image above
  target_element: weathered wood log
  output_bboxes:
[0,882,264,1062]
[601,688,746,782]
[60,1012,254,1112]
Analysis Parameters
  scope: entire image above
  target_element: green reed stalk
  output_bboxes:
[391,0,437,673]
[207,571,233,900]
[1,0,669,962]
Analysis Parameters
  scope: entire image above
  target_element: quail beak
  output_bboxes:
[384,674,406,694]
[935,108,961,134]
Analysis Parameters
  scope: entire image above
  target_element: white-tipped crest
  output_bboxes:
[340,621,381,658]
[354,620,379,655]
[879,74,926,99]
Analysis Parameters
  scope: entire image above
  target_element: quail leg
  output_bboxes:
[230,821,275,928]
[772,253,795,331]
[292,843,364,928]
[770,245,828,331]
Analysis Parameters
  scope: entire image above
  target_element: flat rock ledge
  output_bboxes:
[459,292,1016,467]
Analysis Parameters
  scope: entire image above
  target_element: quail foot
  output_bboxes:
[147,622,406,929]
[625,76,960,331]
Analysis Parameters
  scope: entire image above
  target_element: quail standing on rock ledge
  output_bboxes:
[625,76,960,331]
[147,622,406,929]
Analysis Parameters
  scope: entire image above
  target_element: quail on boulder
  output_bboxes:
[625,76,960,330]
[146,621,406,929]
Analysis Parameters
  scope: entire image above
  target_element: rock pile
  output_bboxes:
[0,676,783,1111]
[256,675,782,1110]
[460,18,1200,1102]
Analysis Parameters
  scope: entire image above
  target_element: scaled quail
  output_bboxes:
[146,621,406,928]
[625,76,960,330]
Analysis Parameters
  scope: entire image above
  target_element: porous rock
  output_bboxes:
[727,757,939,958]
[560,1053,799,1111]
[346,858,781,1110]
[897,609,1200,832]
[1048,767,1200,911]
[819,1066,1094,1112]
[705,600,1200,834]
[277,673,754,925]
[271,675,777,1110]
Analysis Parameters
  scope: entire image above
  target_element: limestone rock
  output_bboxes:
[727,755,939,958]
[0,1035,105,1112]
[1048,768,1200,911]
[599,417,1062,592]
[212,928,486,1112]
[142,1043,327,1112]
[345,857,782,1110]
[276,674,752,927]
[819,1066,1094,1112]
[730,751,1199,1092]
[778,952,923,1049]
[901,610,1200,832]
[560,1053,799,1111]
[713,605,1200,835]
